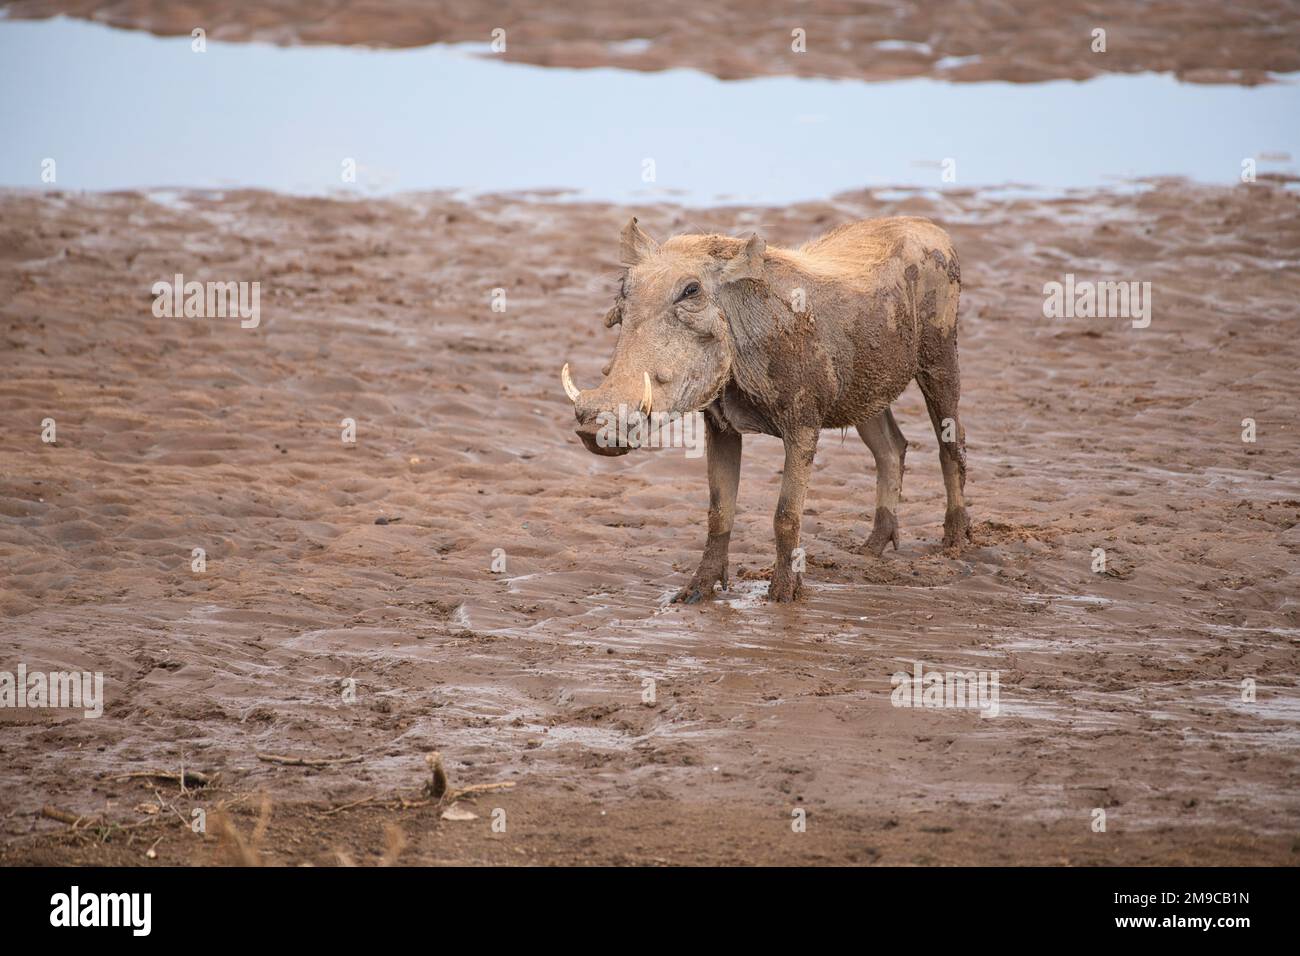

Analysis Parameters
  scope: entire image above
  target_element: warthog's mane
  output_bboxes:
[661,218,943,291]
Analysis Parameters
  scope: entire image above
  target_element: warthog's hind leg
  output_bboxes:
[856,408,906,555]
[673,415,742,604]
[916,334,971,551]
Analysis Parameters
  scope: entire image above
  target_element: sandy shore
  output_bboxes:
[7,0,1300,84]
[1,178,1297,865]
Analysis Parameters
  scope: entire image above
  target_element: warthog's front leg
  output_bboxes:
[769,426,820,602]
[673,416,742,604]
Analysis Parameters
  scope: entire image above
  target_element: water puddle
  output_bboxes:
[1,18,1297,201]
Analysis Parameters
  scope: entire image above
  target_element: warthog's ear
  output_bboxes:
[619,217,658,266]
[720,233,766,284]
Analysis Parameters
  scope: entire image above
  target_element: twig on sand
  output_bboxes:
[256,752,364,767]
[41,805,100,828]
[215,793,253,812]
[111,769,215,788]
[318,795,377,817]
[150,785,195,830]
[39,805,167,837]
[448,781,516,800]
[313,753,515,818]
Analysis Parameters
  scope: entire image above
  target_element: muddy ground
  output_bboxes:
[8,0,1300,85]
[1,178,1297,865]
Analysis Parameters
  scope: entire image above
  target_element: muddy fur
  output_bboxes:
[567,217,971,602]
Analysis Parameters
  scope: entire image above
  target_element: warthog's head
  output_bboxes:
[562,217,765,455]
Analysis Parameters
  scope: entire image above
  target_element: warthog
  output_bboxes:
[562,216,970,602]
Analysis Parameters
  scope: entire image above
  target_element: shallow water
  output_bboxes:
[1,17,1297,201]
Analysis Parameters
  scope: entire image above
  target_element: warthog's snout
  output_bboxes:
[563,362,652,457]
[574,422,631,456]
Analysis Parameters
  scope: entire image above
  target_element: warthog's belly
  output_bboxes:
[820,288,922,428]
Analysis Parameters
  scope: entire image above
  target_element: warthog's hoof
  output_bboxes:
[942,507,972,552]
[672,566,728,604]
[865,507,900,556]
[766,572,803,603]
[672,584,711,605]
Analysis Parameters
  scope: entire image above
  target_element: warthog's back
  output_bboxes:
[780,217,959,295]
[759,217,962,428]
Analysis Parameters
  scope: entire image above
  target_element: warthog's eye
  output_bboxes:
[677,281,701,302]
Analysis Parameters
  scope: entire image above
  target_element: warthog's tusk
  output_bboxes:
[561,363,581,403]
[640,372,653,416]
